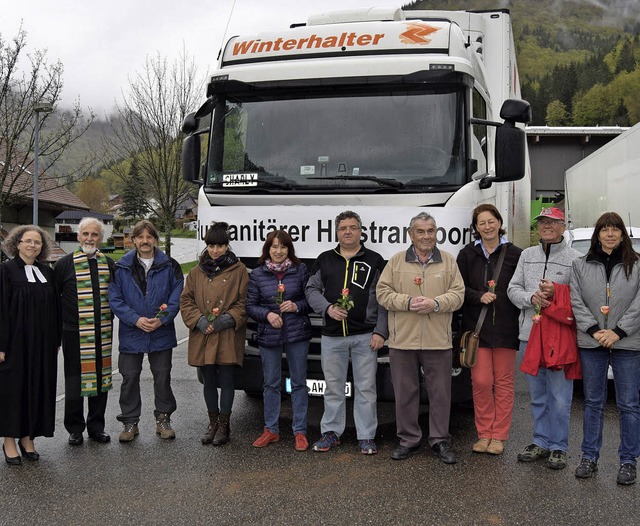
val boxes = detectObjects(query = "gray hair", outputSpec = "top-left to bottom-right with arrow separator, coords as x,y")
409,212 -> 436,230
78,217 -> 106,238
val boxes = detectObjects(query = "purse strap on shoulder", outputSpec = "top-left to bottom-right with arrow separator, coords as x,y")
473,244 -> 508,333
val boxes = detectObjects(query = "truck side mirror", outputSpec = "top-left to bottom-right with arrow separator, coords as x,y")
494,122 -> 526,182
182,134 -> 203,185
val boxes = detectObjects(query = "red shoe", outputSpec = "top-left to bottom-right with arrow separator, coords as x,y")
295,433 -> 309,451
252,428 -> 280,448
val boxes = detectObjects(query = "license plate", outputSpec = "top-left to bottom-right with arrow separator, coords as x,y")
286,378 -> 352,397
222,173 -> 258,187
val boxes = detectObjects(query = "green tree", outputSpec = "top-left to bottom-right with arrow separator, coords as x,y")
545,100 -> 569,126
120,158 -> 150,221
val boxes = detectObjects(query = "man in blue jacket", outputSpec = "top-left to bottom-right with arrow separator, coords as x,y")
306,210 -> 388,455
109,220 -> 184,442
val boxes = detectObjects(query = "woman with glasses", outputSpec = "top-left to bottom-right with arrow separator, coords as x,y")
0,225 -> 60,466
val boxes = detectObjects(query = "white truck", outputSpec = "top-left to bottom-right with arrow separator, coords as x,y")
565,121 -> 640,231
181,7 -> 531,403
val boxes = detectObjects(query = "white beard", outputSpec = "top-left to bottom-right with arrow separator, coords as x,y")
81,245 -> 97,256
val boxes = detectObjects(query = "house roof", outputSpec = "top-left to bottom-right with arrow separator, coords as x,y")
56,210 -> 114,221
1,161 -> 89,211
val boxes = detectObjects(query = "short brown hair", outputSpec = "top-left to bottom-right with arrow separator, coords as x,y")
471,204 -> 506,240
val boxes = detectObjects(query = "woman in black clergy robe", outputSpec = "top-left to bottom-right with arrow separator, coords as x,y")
0,225 -> 60,466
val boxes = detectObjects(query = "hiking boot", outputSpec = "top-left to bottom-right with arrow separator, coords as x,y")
253,428 -> 280,448
312,431 -> 340,452
359,439 -> 378,455
201,411 -> 219,445
472,438 -> 491,453
294,433 -> 309,452
212,414 -> 230,446
617,463 -> 637,485
547,450 -> 567,470
156,414 -> 176,440
517,443 -> 550,462
575,458 -> 598,479
486,439 -> 505,456
119,423 -> 139,443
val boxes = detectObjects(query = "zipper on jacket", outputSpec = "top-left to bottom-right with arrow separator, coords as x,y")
341,259 -> 350,337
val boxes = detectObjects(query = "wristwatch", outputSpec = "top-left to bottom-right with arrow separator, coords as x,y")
433,299 -> 440,313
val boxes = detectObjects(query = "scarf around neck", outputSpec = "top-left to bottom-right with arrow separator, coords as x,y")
73,249 -> 113,397
265,258 -> 292,274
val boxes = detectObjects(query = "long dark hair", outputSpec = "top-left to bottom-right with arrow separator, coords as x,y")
589,212 -> 639,278
257,230 -> 300,266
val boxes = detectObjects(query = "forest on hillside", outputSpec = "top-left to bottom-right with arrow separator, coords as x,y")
407,0 -> 640,125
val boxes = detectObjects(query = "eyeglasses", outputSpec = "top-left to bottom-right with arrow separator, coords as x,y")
20,239 -> 42,246
337,226 -> 361,233
537,219 -> 564,226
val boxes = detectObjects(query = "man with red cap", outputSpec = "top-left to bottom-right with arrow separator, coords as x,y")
507,207 -> 582,470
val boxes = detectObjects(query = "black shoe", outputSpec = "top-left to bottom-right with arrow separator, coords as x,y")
88,431 -> 111,444
18,440 -> 40,461
3,444 -> 22,466
391,444 -> 421,460
575,458 -> 598,479
431,441 -> 457,464
68,433 -> 84,446
617,463 -> 637,485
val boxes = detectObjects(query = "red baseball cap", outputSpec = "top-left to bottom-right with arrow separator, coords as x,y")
534,207 -> 565,222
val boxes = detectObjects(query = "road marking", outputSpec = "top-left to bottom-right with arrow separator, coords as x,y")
55,336 -> 191,402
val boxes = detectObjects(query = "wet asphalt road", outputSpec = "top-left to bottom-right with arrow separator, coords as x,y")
2,314 -> 637,526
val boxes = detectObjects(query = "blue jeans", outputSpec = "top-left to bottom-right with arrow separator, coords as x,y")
261,340 -> 309,434
320,333 -> 378,440
579,347 -> 640,465
520,341 -> 573,452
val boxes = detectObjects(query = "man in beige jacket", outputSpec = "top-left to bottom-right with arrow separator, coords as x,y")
376,212 -> 464,463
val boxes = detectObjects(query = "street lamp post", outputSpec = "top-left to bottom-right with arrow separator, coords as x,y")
33,101 -> 54,226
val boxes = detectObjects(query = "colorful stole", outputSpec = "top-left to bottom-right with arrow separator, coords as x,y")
73,249 -> 113,397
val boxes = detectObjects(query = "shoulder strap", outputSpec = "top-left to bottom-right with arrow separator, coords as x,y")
474,245 -> 508,333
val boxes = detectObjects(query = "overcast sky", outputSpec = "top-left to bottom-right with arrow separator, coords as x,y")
1,0 -> 404,117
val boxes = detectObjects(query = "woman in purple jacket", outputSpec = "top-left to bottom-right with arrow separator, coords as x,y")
246,230 -> 312,451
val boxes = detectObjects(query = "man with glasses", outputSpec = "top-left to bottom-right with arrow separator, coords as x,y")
306,210 -> 388,455
508,207 -> 582,470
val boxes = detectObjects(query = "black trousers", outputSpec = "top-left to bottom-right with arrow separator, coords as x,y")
62,330 -> 109,435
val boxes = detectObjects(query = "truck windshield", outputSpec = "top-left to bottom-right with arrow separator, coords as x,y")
207,87 -> 466,192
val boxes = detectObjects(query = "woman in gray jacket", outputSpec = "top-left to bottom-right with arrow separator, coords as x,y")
570,212 -> 640,486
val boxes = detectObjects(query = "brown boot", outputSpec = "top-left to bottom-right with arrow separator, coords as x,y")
212,413 -> 230,446
201,411 -> 219,445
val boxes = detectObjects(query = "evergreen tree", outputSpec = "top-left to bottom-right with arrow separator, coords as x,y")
120,159 -> 150,221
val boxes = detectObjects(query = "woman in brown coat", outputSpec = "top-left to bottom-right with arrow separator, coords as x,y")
180,222 -> 248,446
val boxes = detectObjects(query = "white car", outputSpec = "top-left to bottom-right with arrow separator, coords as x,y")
564,226 -> 640,381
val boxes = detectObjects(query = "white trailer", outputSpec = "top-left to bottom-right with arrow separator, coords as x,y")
565,121 -> 640,229
182,7 -> 531,402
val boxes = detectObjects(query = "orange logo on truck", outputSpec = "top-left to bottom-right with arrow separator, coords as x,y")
399,23 -> 441,45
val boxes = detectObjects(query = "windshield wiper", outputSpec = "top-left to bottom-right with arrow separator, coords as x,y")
307,175 -> 404,189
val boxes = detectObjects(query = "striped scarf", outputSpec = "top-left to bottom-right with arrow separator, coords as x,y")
73,249 -> 113,397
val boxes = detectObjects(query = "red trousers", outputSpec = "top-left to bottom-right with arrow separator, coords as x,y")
471,347 -> 516,441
